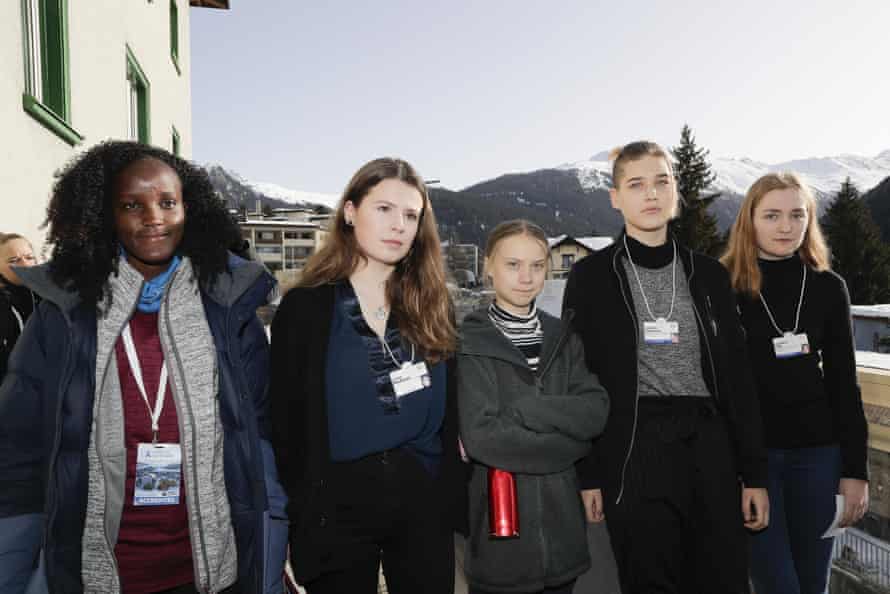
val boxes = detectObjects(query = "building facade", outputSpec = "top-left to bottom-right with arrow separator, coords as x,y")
546,235 -> 613,279
0,0 -> 227,252
238,208 -> 331,288
852,305 -> 890,353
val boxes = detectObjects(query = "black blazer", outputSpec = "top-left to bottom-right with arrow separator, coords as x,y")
562,236 -> 768,503
269,283 -> 467,583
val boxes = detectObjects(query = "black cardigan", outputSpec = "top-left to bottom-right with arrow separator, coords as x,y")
563,236 -> 768,503
269,284 -> 467,583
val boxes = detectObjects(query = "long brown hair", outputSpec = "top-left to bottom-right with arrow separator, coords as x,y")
299,157 -> 456,361
721,172 -> 830,297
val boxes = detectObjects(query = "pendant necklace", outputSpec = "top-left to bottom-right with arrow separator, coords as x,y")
374,305 -> 388,321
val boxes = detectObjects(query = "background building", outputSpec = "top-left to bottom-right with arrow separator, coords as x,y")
852,305 -> 890,353
238,205 -> 331,288
0,0 -> 228,253
546,234 -> 613,279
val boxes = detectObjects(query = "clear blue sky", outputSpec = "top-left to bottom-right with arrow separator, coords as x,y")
191,0 -> 890,194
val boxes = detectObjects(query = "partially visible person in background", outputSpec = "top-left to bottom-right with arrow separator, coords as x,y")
0,233 -> 38,380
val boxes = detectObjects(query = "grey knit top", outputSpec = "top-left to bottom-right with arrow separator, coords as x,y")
621,237 -> 710,398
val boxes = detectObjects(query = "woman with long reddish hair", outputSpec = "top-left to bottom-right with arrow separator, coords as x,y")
722,172 -> 868,594
269,157 -> 464,594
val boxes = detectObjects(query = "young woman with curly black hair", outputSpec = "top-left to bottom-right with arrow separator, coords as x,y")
0,141 -> 289,594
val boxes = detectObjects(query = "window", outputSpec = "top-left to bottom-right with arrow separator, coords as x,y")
171,126 -> 180,156
21,0 -> 82,145
284,231 -> 299,240
169,0 -> 180,74
126,45 -> 150,143
561,254 -> 575,269
284,246 -> 314,269
255,246 -> 282,255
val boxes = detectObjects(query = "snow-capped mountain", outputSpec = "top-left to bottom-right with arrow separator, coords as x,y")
203,164 -> 339,212
559,150 -> 890,198
247,180 -> 340,210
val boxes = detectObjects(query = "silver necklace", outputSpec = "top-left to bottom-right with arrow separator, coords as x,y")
623,235 -> 677,322
373,305 -> 388,321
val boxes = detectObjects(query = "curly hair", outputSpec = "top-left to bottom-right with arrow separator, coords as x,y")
44,140 -> 241,307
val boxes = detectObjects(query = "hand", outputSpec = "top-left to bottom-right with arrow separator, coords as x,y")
839,478 -> 869,527
742,487 -> 769,531
581,489 -> 604,523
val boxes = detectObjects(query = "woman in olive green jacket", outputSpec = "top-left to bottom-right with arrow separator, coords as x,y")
458,220 -> 609,594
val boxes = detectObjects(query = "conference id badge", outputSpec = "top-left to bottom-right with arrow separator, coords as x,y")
773,332 -> 810,358
134,443 -> 182,506
643,318 -> 679,345
390,361 -> 431,398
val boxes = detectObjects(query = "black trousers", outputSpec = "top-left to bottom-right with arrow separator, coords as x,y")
305,448 -> 454,594
469,578 -> 576,594
604,397 -> 750,594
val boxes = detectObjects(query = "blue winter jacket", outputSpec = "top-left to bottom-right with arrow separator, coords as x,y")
0,255 -> 288,593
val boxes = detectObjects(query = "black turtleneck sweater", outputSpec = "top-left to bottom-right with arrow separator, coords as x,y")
736,254 -> 868,480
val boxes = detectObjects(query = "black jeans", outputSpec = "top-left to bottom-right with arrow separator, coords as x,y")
604,397 -> 750,594
305,448 -> 454,594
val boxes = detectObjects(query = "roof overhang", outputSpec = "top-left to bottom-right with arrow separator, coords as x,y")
189,0 -> 230,9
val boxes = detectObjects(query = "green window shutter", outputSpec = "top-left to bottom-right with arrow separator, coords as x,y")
38,0 -> 68,118
126,45 -> 151,144
20,0 -> 82,145
170,0 -> 180,74
172,126 -> 181,156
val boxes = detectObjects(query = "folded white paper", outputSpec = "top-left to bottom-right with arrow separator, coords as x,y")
822,494 -> 847,539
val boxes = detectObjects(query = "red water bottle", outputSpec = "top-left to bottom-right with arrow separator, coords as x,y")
488,468 -> 519,538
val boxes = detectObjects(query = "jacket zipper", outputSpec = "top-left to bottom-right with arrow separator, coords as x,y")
94,300 -> 141,590
534,311 -> 575,386
43,313 -> 73,589
686,255 -> 722,406
612,248 -> 640,505
163,299 -> 213,593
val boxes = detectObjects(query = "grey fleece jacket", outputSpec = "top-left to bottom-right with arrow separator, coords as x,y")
458,308 -> 610,593
81,257 -> 237,593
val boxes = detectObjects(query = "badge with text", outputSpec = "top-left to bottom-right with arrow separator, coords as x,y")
643,318 -> 680,345
772,332 -> 810,359
134,443 -> 182,506
390,361 -> 431,398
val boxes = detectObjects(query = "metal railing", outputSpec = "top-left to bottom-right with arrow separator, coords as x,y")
833,527 -> 890,589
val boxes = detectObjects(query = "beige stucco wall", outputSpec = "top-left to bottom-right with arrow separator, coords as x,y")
0,0 -> 193,256
548,243 -> 592,279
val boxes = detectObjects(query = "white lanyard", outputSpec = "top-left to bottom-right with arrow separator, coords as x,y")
759,264 -> 807,337
10,305 -> 24,333
624,235 -> 678,322
380,336 -> 415,368
122,323 -> 168,443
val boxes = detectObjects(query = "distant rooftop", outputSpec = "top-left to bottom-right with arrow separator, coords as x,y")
241,219 -> 319,228
189,0 -> 229,8
548,234 -> 613,252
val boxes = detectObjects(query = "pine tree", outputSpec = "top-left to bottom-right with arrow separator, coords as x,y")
670,124 -> 723,256
820,178 -> 890,304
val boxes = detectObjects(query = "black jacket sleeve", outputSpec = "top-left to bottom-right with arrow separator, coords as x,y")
713,265 -> 768,488
562,264 -> 604,490
823,277 -> 869,481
